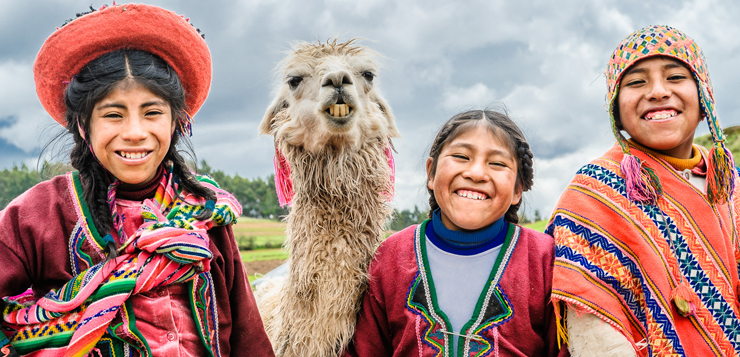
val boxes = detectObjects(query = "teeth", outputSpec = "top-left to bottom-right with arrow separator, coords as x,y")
645,110 -> 677,120
457,189 -> 487,200
328,104 -> 351,118
120,151 -> 147,159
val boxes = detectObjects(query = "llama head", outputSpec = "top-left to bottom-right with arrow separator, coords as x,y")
260,39 -> 399,152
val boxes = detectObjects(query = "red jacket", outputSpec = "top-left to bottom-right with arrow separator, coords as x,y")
345,222 -> 568,357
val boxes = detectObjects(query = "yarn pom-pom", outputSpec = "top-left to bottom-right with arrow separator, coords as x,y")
621,154 -> 661,205
706,143 -> 736,205
274,148 -> 294,207
671,280 -> 698,317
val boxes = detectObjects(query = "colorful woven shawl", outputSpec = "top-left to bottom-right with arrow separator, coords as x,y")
2,167 -> 240,357
549,144 -> 740,356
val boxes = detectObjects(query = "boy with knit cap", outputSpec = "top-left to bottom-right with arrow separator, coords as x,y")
548,25 -> 740,356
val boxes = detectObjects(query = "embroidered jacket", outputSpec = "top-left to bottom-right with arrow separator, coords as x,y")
345,220 -> 565,357
549,144 -> 740,356
0,172 -> 274,356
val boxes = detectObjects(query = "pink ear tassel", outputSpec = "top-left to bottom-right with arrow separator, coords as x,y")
274,148 -> 294,207
384,144 -> 396,201
621,154 -> 660,205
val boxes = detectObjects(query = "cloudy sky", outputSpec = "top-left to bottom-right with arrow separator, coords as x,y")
2,0 -> 739,217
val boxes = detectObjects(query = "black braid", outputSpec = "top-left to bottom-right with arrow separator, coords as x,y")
68,114 -> 118,259
167,134 -> 217,220
505,139 -> 534,223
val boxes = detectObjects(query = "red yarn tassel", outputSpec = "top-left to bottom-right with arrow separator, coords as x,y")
671,280 -> 698,317
274,148 -> 294,207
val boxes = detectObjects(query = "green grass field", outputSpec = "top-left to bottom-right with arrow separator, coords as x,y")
241,248 -> 289,262
523,220 -> 548,232
233,217 -> 287,250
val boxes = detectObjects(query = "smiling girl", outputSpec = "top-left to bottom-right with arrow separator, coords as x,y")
345,110 -> 566,356
0,4 -> 273,357
549,25 -> 740,356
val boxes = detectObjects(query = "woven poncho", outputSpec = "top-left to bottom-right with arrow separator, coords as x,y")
550,25 -> 740,357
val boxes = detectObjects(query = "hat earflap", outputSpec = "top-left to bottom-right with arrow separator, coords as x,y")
700,83 -> 736,204
609,95 -> 662,205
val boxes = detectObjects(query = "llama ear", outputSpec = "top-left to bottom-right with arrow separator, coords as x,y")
373,95 -> 400,138
259,97 -> 289,136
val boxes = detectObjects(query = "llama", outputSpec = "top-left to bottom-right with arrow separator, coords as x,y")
255,39 -> 399,357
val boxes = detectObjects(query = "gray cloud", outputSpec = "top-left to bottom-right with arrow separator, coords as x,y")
2,0 -> 739,218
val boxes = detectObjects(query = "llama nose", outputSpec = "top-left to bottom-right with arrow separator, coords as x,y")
322,70 -> 353,88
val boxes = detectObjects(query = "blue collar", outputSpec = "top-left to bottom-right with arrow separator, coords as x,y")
426,209 -> 508,255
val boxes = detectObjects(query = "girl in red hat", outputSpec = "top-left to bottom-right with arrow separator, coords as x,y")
0,4 -> 273,357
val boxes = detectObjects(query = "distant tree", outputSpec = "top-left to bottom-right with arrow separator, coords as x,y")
0,164 -> 42,209
197,160 -> 288,220
388,205 -> 428,231
534,209 -> 542,222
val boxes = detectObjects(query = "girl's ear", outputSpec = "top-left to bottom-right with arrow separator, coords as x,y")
426,157 -> 435,190
511,185 -> 523,206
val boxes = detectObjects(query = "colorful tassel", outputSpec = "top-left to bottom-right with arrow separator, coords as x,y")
706,142 -> 736,205
553,301 -> 569,348
620,154 -> 662,205
383,144 -> 396,201
274,147 -> 294,207
671,280 -> 698,317
492,326 -> 500,357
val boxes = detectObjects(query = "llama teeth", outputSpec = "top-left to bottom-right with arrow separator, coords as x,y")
328,104 -> 352,118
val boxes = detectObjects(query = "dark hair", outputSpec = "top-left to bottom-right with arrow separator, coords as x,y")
426,109 -> 534,224
65,49 -> 215,259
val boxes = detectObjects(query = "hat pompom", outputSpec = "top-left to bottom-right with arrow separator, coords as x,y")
621,154 -> 662,205
707,142 -> 736,204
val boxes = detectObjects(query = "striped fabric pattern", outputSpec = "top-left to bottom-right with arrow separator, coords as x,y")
2,170 -> 241,357
549,144 -> 740,357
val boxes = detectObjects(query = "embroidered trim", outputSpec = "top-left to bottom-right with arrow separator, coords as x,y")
405,220 -> 519,357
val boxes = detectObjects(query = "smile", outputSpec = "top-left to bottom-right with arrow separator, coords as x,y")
116,151 -> 152,160
643,109 -> 678,120
456,189 -> 489,200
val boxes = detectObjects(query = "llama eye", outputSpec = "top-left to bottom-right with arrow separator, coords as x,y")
362,72 -> 375,82
288,76 -> 303,89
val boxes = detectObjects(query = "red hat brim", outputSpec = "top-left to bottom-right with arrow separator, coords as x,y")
34,4 -> 212,126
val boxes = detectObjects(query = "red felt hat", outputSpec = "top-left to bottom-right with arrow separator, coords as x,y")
34,3 -> 212,126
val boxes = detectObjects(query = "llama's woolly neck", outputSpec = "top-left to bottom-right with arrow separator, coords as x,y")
273,137 -> 393,356
285,138 -> 392,215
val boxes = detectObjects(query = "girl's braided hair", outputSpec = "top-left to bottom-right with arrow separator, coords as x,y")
426,109 -> 534,224
65,49 -> 216,259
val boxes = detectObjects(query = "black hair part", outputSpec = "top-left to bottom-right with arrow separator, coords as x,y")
65,49 -> 216,260
426,109 -> 534,224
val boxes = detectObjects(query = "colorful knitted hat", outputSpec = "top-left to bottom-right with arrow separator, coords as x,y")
34,3 -> 211,135
606,25 -> 735,205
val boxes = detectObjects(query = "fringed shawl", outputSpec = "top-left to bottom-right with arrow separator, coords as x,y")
1,171 -> 241,357
549,144 -> 740,356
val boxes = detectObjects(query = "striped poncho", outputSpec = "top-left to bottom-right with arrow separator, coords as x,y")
548,144 -> 740,356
